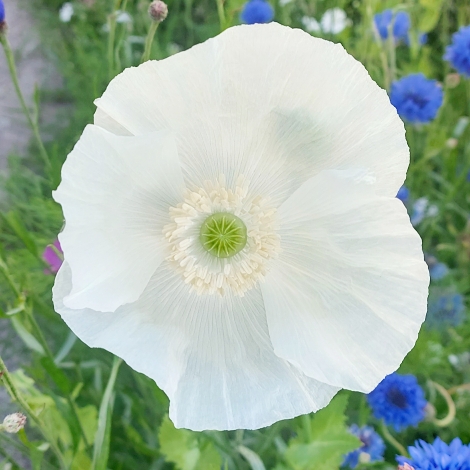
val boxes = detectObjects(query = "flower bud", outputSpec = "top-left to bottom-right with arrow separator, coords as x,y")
0,0 -> 6,36
148,0 -> 168,22
398,464 -> 415,470
2,413 -> 27,433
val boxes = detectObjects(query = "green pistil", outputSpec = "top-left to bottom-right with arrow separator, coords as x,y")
200,212 -> 247,258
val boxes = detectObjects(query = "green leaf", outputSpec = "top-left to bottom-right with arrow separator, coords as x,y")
237,445 -> 266,470
284,395 -> 361,470
1,211 -> 38,257
158,416 -> 221,470
11,315 -> 45,355
92,357 -> 122,470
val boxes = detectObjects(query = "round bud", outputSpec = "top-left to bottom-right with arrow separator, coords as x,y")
148,1 -> 168,23
2,413 -> 27,433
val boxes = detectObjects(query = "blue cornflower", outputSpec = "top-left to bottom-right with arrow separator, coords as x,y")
240,0 -> 274,24
374,9 -> 410,43
396,186 -> 410,203
0,0 -> 5,23
444,25 -> 470,77
367,373 -> 427,431
390,74 -> 443,123
410,197 -> 438,226
397,437 -> 470,470
427,292 -> 465,328
342,425 -> 385,468
425,255 -> 449,281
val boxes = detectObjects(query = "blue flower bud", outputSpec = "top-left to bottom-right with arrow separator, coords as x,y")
0,0 -> 5,24
445,25 -> 470,77
374,9 -> 410,44
240,0 -> 274,24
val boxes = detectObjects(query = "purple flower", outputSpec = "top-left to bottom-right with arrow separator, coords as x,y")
43,240 -> 63,274
0,0 -> 5,23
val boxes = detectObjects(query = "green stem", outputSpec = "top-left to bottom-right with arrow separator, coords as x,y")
372,27 -> 390,90
387,33 -> 397,84
380,421 -> 408,457
215,0 -> 226,31
0,355 -> 67,469
429,381 -> 456,427
26,307 -> 91,449
301,413 -> 312,442
142,22 -> 159,63
107,13 -> 117,79
0,35 -> 51,172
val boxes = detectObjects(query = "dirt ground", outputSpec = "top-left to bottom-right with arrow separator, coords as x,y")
0,0 -> 63,169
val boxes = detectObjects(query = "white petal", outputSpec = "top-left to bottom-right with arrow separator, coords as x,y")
94,23 -> 408,205
261,170 -> 429,392
54,262 -> 339,431
53,125 -> 185,312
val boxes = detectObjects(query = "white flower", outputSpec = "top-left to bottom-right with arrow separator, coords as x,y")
2,413 -> 26,433
302,9 -> 351,35
320,8 -> 351,34
59,2 -> 74,23
115,10 -> 132,24
301,16 -> 321,33
53,23 -> 429,431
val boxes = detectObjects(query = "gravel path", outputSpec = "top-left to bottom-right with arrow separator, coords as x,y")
0,0 -> 63,169
1,2 -> 63,466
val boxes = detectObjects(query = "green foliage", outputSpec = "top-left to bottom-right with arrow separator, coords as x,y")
284,395 -> 361,470
159,416 -> 222,470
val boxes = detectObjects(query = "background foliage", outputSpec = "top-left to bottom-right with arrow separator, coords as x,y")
0,0 -> 469,468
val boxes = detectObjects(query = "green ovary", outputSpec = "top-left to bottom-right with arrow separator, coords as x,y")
200,212 -> 248,258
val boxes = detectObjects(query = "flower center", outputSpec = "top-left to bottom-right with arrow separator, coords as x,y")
387,387 -> 408,409
163,175 -> 281,296
200,212 -> 247,258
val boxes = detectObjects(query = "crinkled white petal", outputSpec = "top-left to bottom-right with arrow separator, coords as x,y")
94,23 -> 408,205
53,262 -> 339,431
53,126 -> 185,312
260,170 -> 429,393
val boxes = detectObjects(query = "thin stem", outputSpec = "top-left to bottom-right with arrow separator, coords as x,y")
215,0 -> 226,31
380,421 -> 408,457
0,35 -> 51,172
107,13 -> 118,79
142,22 -> 159,63
372,27 -> 390,90
387,33 -> 397,84
301,413 -> 312,442
0,355 -> 67,469
429,381 -> 456,427
448,383 -> 470,394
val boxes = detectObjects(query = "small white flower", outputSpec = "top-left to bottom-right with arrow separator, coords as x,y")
301,16 -> 321,33
2,413 -> 26,433
279,0 -> 293,6
302,9 -> 350,35
53,23 -> 428,431
59,2 -> 74,23
115,10 -> 132,24
320,8 -> 351,34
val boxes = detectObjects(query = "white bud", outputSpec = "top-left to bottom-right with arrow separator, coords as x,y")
2,413 -> 27,433
148,1 -> 168,23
